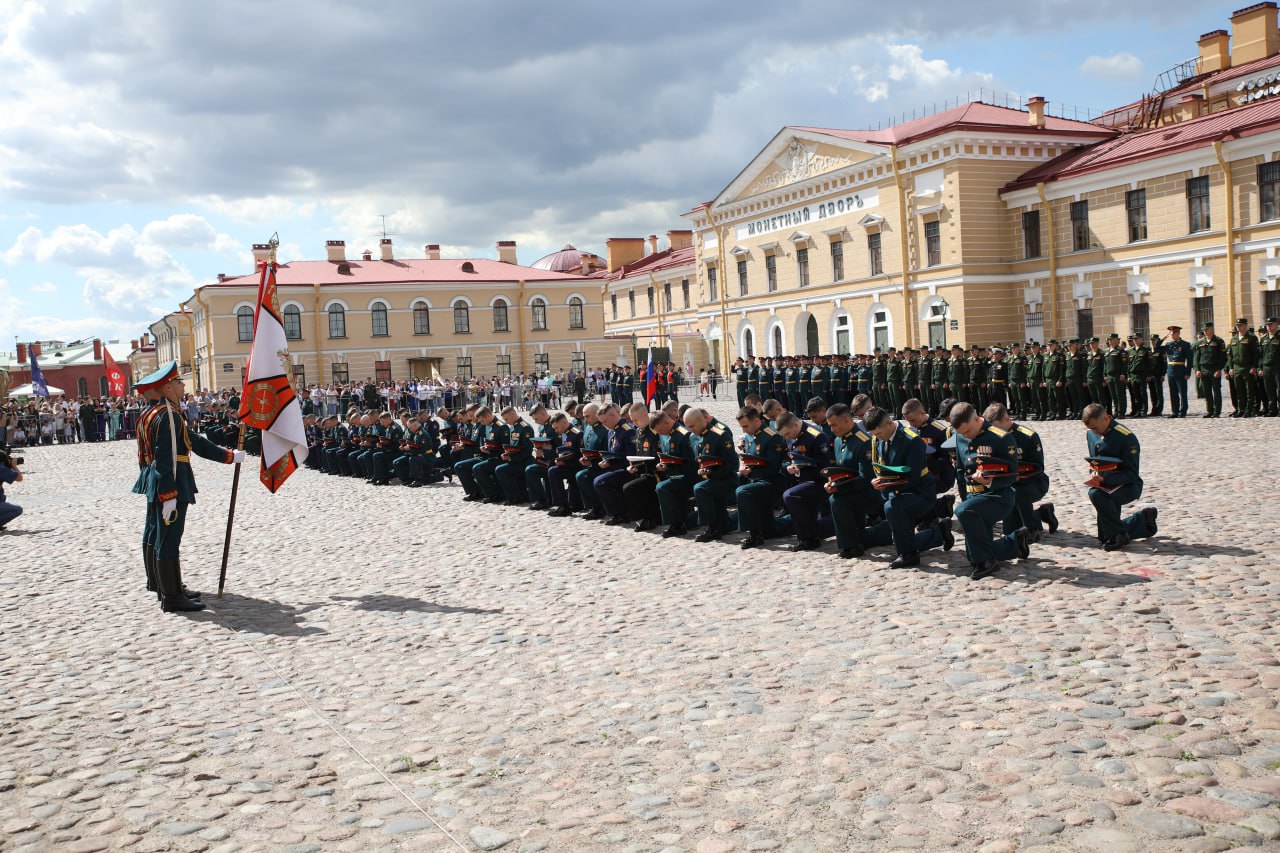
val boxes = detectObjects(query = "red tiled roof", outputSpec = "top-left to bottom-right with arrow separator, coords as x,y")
1093,53 -> 1280,128
602,245 -> 697,282
206,257 -> 583,288
795,102 -> 1115,148
1003,97 -> 1280,193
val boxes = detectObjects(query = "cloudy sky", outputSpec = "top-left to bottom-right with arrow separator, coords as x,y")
0,0 -> 1228,356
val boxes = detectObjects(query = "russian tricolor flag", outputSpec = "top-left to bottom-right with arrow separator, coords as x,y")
644,350 -> 657,405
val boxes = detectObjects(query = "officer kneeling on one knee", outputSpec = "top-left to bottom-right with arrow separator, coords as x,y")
1082,402 -> 1157,552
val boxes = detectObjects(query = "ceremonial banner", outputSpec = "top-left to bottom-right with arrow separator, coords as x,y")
29,351 -> 49,397
103,347 -> 127,397
237,261 -> 308,491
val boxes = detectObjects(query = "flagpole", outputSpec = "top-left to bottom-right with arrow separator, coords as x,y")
217,422 -> 246,598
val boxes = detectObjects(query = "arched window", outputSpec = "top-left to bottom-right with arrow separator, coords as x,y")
772,325 -> 783,357
328,304 -> 346,338
743,328 -> 755,358
568,296 -> 584,330
413,302 -> 431,335
493,299 -> 509,332
806,315 -> 819,356
78,377 -> 89,397
283,304 -> 302,340
453,302 -> 470,333
833,312 -> 852,355
236,306 -> 254,341
531,298 -> 547,330
99,376 -> 109,397
371,301 -> 389,336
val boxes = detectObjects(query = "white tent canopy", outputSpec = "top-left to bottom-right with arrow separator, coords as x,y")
7,383 -> 66,397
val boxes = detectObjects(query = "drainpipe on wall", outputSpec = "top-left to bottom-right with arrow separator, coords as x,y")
312,282 -> 324,384
712,213 -> 731,369
889,145 -> 913,348
194,288 -> 214,390
1212,140 -> 1237,322
1036,182 -> 1059,342
650,271 -> 664,353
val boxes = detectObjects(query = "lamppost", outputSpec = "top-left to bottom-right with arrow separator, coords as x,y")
629,332 -> 637,369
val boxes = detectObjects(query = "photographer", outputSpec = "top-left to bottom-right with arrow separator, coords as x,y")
0,448 -> 23,531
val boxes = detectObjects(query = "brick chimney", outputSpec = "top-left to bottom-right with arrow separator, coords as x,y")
130,339 -> 139,351
1026,96 -> 1047,128
1231,2 -> 1280,66
252,243 -> 272,264
666,230 -> 693,250
326,240 -> 346,262
425,244 -> 441,261
1177,93 -> 1206,120
606,237 -> 646,272
496,240 -> 518,264
93,339 -> 102,361
361,249 -> 373,261
648,234 -> 660,255
380,238 -> 394,261
16,343 -> 26,364
1199,29 -> 1232,73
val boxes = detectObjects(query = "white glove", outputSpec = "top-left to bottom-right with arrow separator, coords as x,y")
162,498 -> 178,524
232,450 -> 246,464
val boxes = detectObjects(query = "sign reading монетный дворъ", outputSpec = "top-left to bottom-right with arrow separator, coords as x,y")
735,189 -> 880,241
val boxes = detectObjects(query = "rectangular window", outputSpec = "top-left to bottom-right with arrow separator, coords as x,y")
830,239 -> 844,281
797,247 -> 809,287
868,232 -> 883,276
456,357 -> 473,381
1261,162 -> 1280,222
1126,189 -> 1148,242
572,351 -> 587,374
707,266 -> 718,301
628,290 -> 636,317
1071,200 -> 1090,251
737,259 -> 748,296
371,305 -> 389,337
283,308 -> 302,340
292,363 -> 305,388
611,293 -> 618,319
453,305 -> 470,334
413,304 -> 431,335
1025,310 -> 1044,329
531,300 -> 547,330
1076,307 -> 1094,341
535,353 -> 550,373
237,310 -> 254,342
492,301 -> 509,332
1130,303 -> 1150,341
663,282 -> 672,312
681,278 -> 690,309
331,362 -> 349,384
924,221 -> 941,267
496,354 -> 511,377
1193,295 -> 1214,332
765,253 -> 778,292
1022,210 -> 1041,258
328,308 -> 346,338
647,286 -> 655,314
1187,176 -> 1210,233
1266,290 -> 1280,321
374,360 -> 391,383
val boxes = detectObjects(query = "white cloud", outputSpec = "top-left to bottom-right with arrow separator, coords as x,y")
1079,52 -> 1145,82
30,281 -> 55,293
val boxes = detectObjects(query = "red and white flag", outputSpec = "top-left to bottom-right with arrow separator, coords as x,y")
237,260 -> 308,492
103,347 -> 128,397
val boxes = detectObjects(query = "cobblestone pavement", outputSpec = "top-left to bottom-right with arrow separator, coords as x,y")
3,401 -> 1280,853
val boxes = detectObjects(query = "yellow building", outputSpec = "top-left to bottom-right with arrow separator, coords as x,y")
148,311 -> 194,383
183,239 -> 613,392
598,231 -> 704,367
126,334 -> 158,385
604,3 -> 1280,363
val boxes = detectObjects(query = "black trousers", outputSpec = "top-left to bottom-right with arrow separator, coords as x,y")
623,475 -> 660,524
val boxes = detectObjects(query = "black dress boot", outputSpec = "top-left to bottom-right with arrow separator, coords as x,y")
175,558 -> 201,600
157,556 -> 205,613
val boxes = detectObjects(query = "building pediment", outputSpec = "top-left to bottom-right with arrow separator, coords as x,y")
714,128 -> 886,208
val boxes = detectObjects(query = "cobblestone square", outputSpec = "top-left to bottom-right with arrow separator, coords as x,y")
3,401 -> 1280,852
